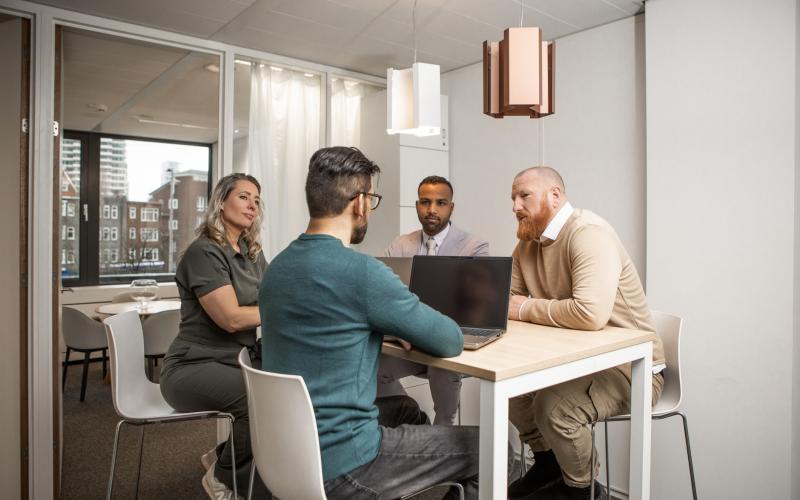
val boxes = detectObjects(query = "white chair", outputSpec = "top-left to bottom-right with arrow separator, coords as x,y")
141,309 -> 180,380
61,306 -> 108,402
103,311 -> 238,500
591,311 -> 697,500
237,349 -> 464,500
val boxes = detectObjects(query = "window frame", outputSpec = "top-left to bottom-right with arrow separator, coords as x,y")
61,130 -> 213,287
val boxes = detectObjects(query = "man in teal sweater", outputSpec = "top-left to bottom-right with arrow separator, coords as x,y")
260,146 -> 479,499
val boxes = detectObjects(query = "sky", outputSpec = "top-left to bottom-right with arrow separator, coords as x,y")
124,140 -> 210,201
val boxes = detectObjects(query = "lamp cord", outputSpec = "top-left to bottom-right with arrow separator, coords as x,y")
519,1 -> 524,27
413,0 -> 418,63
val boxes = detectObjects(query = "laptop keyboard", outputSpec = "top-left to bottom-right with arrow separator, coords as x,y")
461,327 -> 500,337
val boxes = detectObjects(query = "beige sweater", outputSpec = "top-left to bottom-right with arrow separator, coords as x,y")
513,208 -> 665,370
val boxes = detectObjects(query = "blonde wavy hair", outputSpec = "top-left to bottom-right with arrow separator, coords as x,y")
196,173 -> 264,261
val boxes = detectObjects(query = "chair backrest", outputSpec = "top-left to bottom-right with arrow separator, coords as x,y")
141,310 -> 180,357
61,306 -> 108,350
103,311 -> 156,419
651,310 -> 683,411
238,349 -> 327,500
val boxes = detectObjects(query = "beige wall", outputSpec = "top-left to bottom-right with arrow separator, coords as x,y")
0,16 -> 22,500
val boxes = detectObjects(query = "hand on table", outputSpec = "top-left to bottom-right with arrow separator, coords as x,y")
508,295 -> 530,321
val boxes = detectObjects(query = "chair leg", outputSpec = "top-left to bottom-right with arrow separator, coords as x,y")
679,412 -> 698,500
226,415 -> 238,500
62,347 -> 71,392
134,425 -> 146,499
604,421 -> 610,500
80,352 -> 90,402
102,349 -> 108,378
247,462 -> 255,500
106,420 -> 126,500
590,423 -> 596,500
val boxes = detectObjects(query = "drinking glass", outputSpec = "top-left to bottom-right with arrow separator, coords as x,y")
130,279 -> 159,312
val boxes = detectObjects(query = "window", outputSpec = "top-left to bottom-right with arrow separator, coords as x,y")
141,228 -> 159,242
61,131 -> 211,286
196,196 -> 206,212
142,248 -> 159,261
141,208 -> 159,222
196,216 -> 205,229
60,136 -> 82,280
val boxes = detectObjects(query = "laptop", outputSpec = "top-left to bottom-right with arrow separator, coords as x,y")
376,257 -> 413,286
409,256 -> 513,350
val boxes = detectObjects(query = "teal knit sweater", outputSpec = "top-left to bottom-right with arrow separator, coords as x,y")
260,233 -> 463,482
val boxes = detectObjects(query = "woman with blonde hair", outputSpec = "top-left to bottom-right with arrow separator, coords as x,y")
160,173 -> 269,500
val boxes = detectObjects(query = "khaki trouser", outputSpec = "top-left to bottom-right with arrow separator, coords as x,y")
509,367 -> 664,488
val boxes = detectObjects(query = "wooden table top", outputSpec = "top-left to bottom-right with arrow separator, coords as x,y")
381,320 -> 656,382
95,300 -> 181,317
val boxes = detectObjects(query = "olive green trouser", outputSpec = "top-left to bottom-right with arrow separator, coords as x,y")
509,367 -> 664,488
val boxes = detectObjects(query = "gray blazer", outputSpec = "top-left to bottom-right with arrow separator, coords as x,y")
384,223 -> 490,257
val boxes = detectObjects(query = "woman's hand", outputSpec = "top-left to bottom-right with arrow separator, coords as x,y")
198,285 -> 261,333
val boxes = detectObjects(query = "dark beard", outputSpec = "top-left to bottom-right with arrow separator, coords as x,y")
350,221 -> 368,244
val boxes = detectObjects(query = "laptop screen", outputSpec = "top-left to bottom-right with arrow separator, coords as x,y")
409,256 -> 513,330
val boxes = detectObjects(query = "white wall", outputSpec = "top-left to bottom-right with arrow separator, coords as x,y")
442,16 -> 647,279
0,16 -> 22,500
646,2 -> 797,500
793,1 -> 800,498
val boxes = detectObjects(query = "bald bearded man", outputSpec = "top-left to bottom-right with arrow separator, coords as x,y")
506,167 -> 666,500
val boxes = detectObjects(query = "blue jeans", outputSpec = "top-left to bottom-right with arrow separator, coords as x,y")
324,424 -> 480,499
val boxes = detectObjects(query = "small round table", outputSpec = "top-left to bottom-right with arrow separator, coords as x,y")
95,300 -> 181,319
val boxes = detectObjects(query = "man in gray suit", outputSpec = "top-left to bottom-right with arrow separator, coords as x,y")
380,176 -> 489,424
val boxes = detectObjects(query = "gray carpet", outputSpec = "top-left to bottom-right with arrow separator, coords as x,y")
62,360 -> 216,499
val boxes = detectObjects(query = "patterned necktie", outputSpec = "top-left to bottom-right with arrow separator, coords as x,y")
426,237 -> 438,256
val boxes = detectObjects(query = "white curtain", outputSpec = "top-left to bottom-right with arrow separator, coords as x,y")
247,65 -> 320,260
330,79 -> 375,148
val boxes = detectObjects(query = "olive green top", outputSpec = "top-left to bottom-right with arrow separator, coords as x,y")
163,234 -> 267,368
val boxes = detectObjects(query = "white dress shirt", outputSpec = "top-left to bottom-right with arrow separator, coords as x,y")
418,222 -> 451,256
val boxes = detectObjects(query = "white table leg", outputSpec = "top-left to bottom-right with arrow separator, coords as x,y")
479,379 -> 508,500
628,342 -> 653,500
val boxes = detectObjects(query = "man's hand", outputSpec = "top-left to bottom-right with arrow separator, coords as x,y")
508,295 -> 530,321
398,338 -> 412,351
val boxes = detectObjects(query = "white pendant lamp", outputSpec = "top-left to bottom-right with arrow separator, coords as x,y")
386,0 -> 441,137
386,62 -> 440,136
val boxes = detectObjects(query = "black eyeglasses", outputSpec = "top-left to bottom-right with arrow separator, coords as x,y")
351,191 -> 382,210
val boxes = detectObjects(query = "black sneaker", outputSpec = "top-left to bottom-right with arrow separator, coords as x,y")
508,450 -> 562,499
522,479 -> 607,500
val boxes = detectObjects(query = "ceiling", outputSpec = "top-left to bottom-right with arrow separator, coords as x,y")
49,0 -> 643,143
35,0 -> 643,76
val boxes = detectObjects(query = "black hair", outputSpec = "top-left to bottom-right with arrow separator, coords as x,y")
305,147 -> 381,218
417,175 -> 453,198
